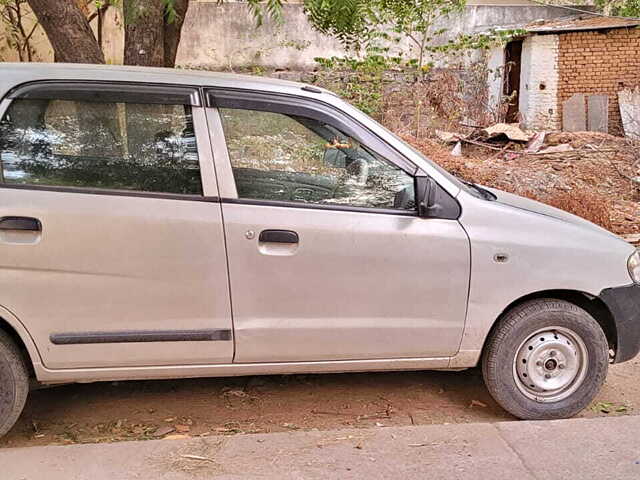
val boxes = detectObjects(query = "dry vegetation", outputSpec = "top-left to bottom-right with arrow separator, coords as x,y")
365,71 -> 639,237
399,132 -> 639,235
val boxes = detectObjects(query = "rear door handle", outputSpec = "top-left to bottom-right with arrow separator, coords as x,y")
259,229 -> 299,244
0,216 -> 42,232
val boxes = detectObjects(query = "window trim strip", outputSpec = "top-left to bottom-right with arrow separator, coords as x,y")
0,183 -> 219,202
221,197 -> 418,217
7,80 -> 202,106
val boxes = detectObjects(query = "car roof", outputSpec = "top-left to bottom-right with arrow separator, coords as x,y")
0,63 -> 334,100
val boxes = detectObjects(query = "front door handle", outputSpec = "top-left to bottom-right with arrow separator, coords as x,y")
259,229 -> 299,244
0,216 -> 42,232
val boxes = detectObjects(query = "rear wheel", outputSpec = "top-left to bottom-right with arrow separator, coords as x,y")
0,330 -> 29,437
482,299 -> 609,420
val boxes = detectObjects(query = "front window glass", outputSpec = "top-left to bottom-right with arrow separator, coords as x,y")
0,98 -> 202,195
219,108 -> 415,211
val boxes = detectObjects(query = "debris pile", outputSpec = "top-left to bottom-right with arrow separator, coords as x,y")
405,126 -> 640,241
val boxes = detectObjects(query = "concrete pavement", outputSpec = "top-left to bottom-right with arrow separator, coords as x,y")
2,415 -> 639,479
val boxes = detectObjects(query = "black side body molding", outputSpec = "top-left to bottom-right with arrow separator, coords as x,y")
599,284 -> 640,363
50,329 -> 232,345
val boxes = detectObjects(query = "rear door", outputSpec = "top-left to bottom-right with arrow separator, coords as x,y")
206,90 -> 470,363
0,82 -> 233,369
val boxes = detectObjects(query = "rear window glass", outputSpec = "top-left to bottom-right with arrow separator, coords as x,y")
0,98 -> 202,195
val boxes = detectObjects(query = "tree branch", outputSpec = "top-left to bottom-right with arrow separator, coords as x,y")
23,20 -> 39,43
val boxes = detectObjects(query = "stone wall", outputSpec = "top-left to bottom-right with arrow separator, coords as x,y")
557,28 -> 640,135
176,3 -> 578,70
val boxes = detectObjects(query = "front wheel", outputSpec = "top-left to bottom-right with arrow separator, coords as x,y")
482,299 -> 609,420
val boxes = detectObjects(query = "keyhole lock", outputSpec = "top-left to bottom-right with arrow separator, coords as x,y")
494,253 -> 509,263
245,230 -> 255,240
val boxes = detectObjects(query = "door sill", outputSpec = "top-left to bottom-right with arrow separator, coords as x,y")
35,356 -> 452,384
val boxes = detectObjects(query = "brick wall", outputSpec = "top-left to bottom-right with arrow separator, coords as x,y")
557,28 -> 640,135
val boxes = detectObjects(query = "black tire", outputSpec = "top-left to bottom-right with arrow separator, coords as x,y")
482,299 -> 609,420
0,330 -> 29,437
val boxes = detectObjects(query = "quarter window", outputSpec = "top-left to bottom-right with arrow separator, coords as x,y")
0,96 -> 202,195
219,108 -> 415,211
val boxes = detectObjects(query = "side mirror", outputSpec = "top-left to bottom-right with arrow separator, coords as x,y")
323,147 -> 348,168
416,175 -> 437,218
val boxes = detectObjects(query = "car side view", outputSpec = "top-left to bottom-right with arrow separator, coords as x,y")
0,63 -> 638,437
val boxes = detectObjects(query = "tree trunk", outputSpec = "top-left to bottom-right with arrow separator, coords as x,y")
74,0 -> 90,17
27,0 -> 104,63
123,0 -> 165,67
163,0 -> 190,68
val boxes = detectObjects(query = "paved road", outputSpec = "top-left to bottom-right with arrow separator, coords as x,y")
2,415 -> 639,479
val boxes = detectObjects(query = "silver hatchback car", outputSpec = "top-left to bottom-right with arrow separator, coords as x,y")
0,63 -> 638,436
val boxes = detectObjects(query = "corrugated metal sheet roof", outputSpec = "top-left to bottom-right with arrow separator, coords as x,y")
527,15 -> 640,33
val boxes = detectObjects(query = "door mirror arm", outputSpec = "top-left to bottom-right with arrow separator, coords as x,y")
416,175 -> 442,218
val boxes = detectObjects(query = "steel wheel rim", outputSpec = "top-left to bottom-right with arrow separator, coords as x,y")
513,326 -> 589,403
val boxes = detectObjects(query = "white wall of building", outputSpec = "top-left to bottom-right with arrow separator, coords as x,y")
518,34 -> 561,129
486,46 -> 506,117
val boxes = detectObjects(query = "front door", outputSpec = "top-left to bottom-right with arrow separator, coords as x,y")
207,92 -> 470,363
0,83 -> 233,369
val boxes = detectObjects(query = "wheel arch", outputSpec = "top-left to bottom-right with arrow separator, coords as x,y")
481,289 -> 617,362
0,307 -> 42,375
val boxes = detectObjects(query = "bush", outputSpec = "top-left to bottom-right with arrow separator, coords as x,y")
541,190 -> 613,231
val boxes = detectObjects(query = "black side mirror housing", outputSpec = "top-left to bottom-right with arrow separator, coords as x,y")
416,175 -> 436,218
415,175 -> 461,220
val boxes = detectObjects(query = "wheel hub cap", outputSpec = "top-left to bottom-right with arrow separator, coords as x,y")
513,327 -> 588,403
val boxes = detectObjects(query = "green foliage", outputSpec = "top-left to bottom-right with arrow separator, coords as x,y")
429,28 -> 527,53
305,0 -> 521,72
163,0 -> 177,24
304,0 -> 370,47
304,0 -> 465,53
595,0 -> 640,17
218,0 -> 285,27
620,0 -> 640,16
309,3 -> 525,122
313,54 -> 390,115
92,0 -> 111,9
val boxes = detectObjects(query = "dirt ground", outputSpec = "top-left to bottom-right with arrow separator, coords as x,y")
1,357 -> 637,449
